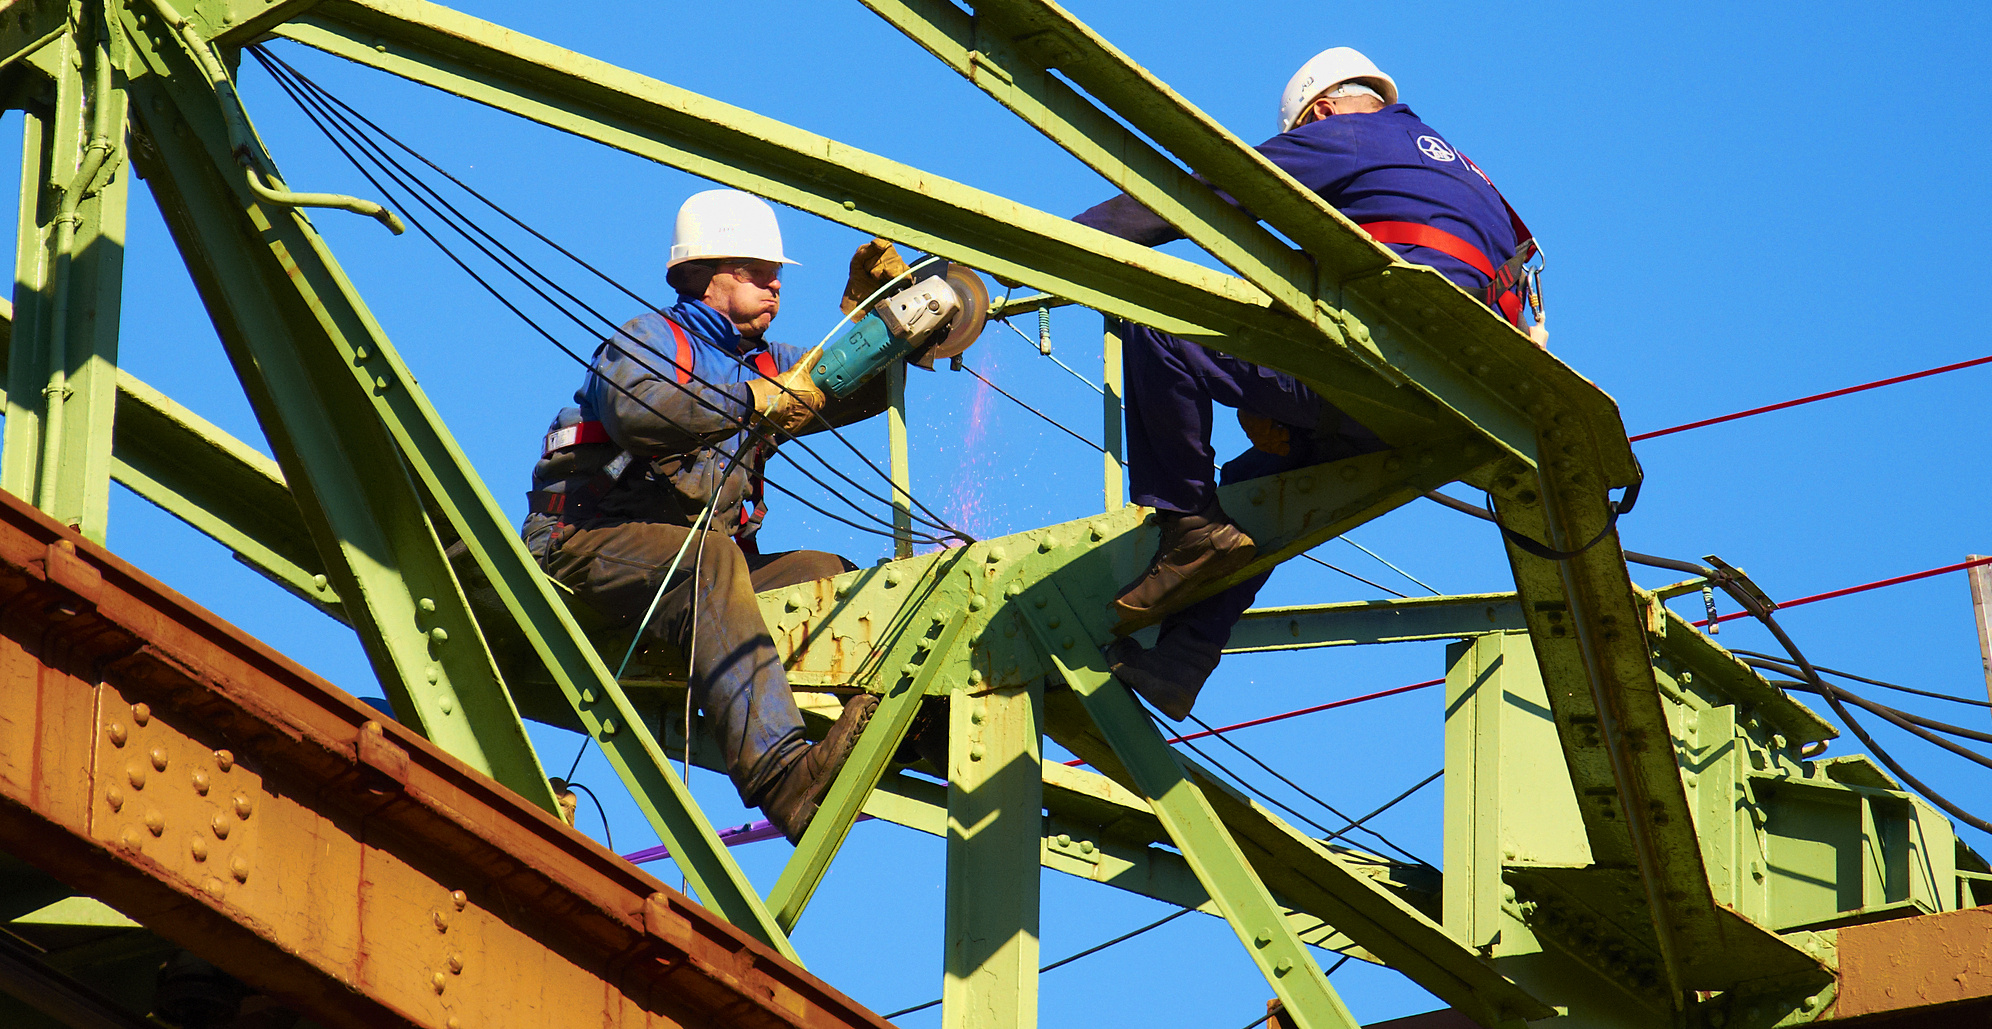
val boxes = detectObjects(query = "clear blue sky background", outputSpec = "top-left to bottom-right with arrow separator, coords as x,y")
44,1 -> 1992,1024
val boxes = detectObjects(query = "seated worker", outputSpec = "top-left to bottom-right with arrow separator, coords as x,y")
1079,47 -> 1528,719
522,189 -> 891,842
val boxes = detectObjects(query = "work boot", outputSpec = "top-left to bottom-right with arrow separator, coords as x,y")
1106,632 -> 1222,721
1110,501 -> 1256,634
760,693 -> 879,843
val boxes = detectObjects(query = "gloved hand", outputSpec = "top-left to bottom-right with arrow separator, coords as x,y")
841,238 -> 911,315
746,345 -> 827,434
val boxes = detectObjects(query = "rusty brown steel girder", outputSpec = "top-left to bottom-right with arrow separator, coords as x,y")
1819,905 -> 1992,1025
0,489 -> 889,1029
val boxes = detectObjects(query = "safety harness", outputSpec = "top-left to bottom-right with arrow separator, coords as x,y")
528,317 -> 780,533
1358,161 -> 1540,329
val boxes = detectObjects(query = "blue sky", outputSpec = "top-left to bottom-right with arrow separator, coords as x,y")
55,1 -> 1992,1024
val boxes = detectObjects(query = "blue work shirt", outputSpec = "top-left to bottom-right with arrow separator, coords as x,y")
1074,104 -> 1516,294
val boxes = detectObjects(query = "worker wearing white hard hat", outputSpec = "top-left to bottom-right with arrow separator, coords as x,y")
521,188 -> 892,843
1074,47 -> 1538,722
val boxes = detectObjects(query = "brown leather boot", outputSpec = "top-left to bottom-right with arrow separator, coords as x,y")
760,693 -> 879,843
1110,501 -> 1256,634
1107,634 -> 1221,721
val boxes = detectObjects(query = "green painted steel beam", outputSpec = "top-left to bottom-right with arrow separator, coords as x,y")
0,299 -> 339,617
768,565 -> 971,931
256,0 -> 1492,454
942,680 -> 1043,1029
1226,592 -> 1525,654
1018,590 -> 1362,1029
119,8 -> 800,956
1644,592 -> 1836,744
2,14 -> 128,544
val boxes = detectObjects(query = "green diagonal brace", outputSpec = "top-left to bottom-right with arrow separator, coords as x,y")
120,11 -> 795,958
769,564 -> 970,932
1018,585 -> 1359,1029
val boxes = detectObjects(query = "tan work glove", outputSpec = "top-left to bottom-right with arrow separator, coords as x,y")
841,238 -> 910,315
746,345 -> 827,435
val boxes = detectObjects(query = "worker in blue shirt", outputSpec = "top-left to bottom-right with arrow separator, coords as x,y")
1081,47 -> 1527,720
523,190 -> 895,842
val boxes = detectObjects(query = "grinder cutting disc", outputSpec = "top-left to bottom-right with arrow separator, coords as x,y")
912,264 -> 990,368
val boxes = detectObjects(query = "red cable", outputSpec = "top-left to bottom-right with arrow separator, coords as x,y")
1060,677 -> 1444,767
1696,556 -> 1992,627
1630,353 -> 1992,443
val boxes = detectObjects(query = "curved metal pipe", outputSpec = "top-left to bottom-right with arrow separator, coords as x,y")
241,161 -> 405,234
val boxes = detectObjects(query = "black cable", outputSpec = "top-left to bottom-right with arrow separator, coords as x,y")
253,46 -> 973,546
1425,491 -> 1684,573
1180,712 -> 1433,866
560,780 -> 613,850
253,53 -> 960,547
881,907 -> 1193,1019
1300,552 -> 1408,598
1233,957 -> 1354,1029
1172,729 -> 1431,868
1319,768 -> 1443,846
1754,675 -> 1992,769
564,737 -> 588,782
1740,658 -> 1992,745
960,363 -> 1122,462
1730,650 -> 1991,710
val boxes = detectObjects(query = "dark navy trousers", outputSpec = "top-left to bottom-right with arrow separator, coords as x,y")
1121,323 -> 1383,654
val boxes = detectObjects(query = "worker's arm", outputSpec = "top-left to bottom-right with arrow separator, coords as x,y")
1071,120 -> 1358,244
759,338 -> 890,436
588,338 -> 754,454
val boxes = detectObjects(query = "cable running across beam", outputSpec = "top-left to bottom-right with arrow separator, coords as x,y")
1697,556 -> 1992,626
880,907 -> 1195,1019
250,46 -> 973,547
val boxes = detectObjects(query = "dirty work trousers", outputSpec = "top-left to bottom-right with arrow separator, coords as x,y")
545,521 -> 849,804
1120,323 -> 1384,658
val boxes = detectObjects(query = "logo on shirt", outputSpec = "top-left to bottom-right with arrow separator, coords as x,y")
1416,135 -> 1458,163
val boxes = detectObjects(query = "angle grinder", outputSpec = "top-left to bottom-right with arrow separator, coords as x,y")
809,262 -> 990,398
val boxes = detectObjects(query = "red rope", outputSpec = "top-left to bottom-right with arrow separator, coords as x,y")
1696,556 -> 1992,627
1061,677 -> 1444,767
1630,353 -> 1992,443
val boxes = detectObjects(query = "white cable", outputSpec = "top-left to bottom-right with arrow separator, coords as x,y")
809,255 -> 944,352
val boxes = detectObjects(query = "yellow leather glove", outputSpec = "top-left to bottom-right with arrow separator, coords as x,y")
841,238 -> 911,315
746,345 -> 827,435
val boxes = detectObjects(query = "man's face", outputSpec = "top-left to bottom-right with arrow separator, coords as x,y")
702,258 -> 783,337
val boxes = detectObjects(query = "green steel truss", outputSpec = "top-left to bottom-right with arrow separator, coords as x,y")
0,1 -> 1981,1027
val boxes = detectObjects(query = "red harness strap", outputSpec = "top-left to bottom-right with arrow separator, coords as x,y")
1359,221 -> 1524,326
739,349 -> 781,532
665,316 -> 694,384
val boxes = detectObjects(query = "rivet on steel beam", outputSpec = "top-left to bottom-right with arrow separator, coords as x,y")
211,814 -> 230,839
132,703 -> 151,727
127,763 -> 146,790
1056,834 -> 1071,846
230,856 -> 250,883
190,837 -> 207,862
430,627 -> 449,643
1038,538 -> 1054,553
1047,616 -> 1061,629
448,952 -> 464,974
581,689 -> 596,704
841,199 -> 856,210
1254,930 -> 1272,948
969,745 -> 985,762
901,663 -> 918,678
968,594 -> 986,611
447,1019 -> 461,1029
1004,583 -> 1023,598
145,810 -> 164,837
1033,597 -> 1047,609
120,827 -> 142,850
600,719 -> 618,737
312,574 -> 328,592
1062,637 -> 1075,650
355,346 -> 369,361
1248,488 -> 1265,506
967,669 -> 984,685
419,597 -> 436,613
1090,522 -> 1106,541
439,694 -> 454,715
970,708 -> 985,725
375,376 -> 390,391
1274,959 -> 1293,976
885,569 -> 902,586
234,795 -> 254,820
452,890 -> 468,910
432,972 -> 447,994
988,546 -> 1007,562
191,770 -> 209,795
433,908 -> 451,932
1079,840 -> 1094,854
105,787 -> 123,812
931,611 -> 947,626
108,722 -> 127,747
152,747 -> 169,772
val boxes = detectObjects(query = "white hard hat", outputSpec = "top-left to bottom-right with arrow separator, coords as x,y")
1278,47 -> 1398,133
668,189 -> 798,268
